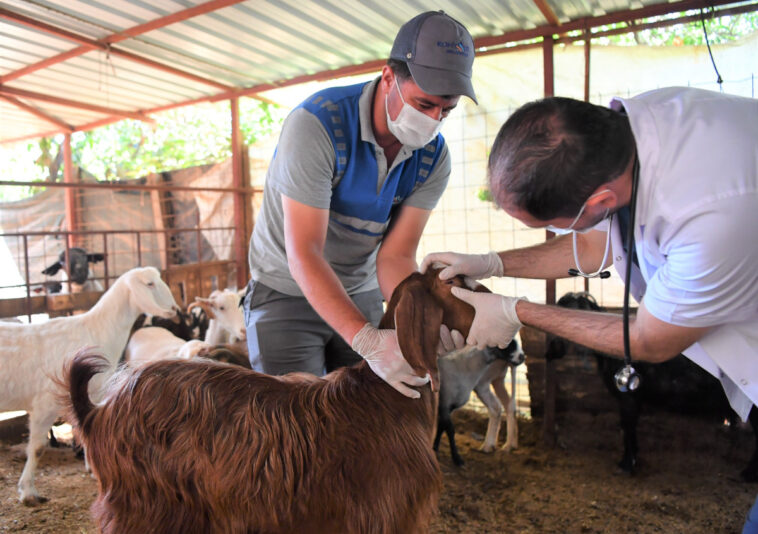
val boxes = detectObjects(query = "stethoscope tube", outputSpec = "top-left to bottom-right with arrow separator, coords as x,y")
615,156 -> 641,393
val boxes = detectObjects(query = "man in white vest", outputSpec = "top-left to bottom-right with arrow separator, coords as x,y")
421,88 -> 758,530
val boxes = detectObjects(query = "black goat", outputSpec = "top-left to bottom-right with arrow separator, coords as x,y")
546,291 -> 758,480
130,306 -> 210,343
41,247 -> 104,290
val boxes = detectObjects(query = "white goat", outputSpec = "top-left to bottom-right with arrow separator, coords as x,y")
124,326 -> 213,364
125,288 -> 245,367
191,289 -> 246,345
0,266 -> 178,505
434,340 -> 525,466
124,327 -> 211,365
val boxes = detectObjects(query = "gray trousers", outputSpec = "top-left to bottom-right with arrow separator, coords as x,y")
243,280 -> 384,376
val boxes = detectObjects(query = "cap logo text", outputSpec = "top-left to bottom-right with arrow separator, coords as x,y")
436,40 -> 470,56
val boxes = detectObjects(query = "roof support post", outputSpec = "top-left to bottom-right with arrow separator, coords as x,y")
542,34 -> 556,306
230,97 -> 248,289
541,34 -> 558,449
63,133 -> 77,248
583,29 -> 592,293
583,28 -> 592,103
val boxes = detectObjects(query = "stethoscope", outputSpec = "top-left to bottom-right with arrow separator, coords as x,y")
567,156 -> 641,393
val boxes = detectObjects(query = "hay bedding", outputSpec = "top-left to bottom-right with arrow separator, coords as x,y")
1,407 -> 755,534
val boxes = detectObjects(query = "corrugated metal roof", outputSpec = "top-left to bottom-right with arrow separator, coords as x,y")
0,0 -> 755,144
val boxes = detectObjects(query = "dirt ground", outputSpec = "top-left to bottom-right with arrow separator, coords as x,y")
1,400 -> 756,534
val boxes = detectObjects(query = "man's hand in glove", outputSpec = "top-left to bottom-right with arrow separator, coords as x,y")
420,251 -> 504,281
450,288 -> 525,350
351,323 -> 429,398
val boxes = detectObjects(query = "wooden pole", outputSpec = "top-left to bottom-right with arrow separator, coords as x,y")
542,35 -> 558,449
584,29 -> 591,294
63,133 -> 77,248
230,97 -> 248,289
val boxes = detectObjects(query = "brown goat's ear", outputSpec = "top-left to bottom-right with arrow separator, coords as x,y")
393,282 -> 443,392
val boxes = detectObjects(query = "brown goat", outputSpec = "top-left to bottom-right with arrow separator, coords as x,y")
196,341 -> 252,369
62,268 -> 482,534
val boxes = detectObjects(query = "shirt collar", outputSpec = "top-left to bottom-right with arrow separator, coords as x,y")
358,77 -> 380,145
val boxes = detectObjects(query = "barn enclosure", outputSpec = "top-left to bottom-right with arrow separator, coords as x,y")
0,158 -> 253,319
2,0 -> 758,532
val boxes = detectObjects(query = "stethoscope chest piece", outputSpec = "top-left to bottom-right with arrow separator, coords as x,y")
614,364 -> 641,392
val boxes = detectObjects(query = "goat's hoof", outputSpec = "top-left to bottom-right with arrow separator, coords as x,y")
501,443 -> 517,452
617,458 -> 637,475
479,444 -> 495,454
21,494 -> 48,507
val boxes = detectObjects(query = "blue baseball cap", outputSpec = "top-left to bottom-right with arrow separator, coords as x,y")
390,11 -> 477,104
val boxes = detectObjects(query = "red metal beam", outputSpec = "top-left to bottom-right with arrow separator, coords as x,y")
70,58 -> 388,131
474,0 -> 746,51
0,2 -> 239,90
542,36 -> 556,308
0,86 -> 149,121
0,6 -> 95,47
1,128 -> 61,146
102,0 -> 248,44
556,1 -> 758,44
87,0 -> 757,123
584,29 -> 591,102
2,0 -> 756,145
0,94 -> 73,130
101,47 -> 233,91
543,37 -> 554,98
63,133 -> 77,248
532,0 -> 562,27
0,179 -> 261,195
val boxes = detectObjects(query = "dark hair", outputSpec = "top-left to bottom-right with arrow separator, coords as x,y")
387,58 -> 412,81
488,97 -> 636,220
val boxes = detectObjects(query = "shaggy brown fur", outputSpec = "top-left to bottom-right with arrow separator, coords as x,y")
63,268 -> 480,534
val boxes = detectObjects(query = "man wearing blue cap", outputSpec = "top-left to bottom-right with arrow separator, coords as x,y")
244,11 -> 477,397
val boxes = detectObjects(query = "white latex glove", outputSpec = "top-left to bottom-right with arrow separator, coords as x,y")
420,251 -> 504,281
450,287 -> 525,350
351,323 -> 430,399
437,324 -> 466,356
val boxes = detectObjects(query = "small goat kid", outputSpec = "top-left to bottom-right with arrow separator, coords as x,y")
191,289 -> 246,345
435,340 -> 525,466
124,327 -> 212,365
63,268 -> 485,534
0,266 -> 177,505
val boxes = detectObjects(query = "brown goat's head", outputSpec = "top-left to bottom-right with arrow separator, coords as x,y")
380,267 -> 489,392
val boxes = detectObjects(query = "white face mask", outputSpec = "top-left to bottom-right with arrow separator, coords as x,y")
385,77 -> 445,149
546,189 -> 611,234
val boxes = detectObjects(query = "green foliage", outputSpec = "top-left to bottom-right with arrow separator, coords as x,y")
70,98 -> 284,181
0,97 -> 284,199
0,143 -> 50,202
593,10 -> 758,47
478,188 -> 494,203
